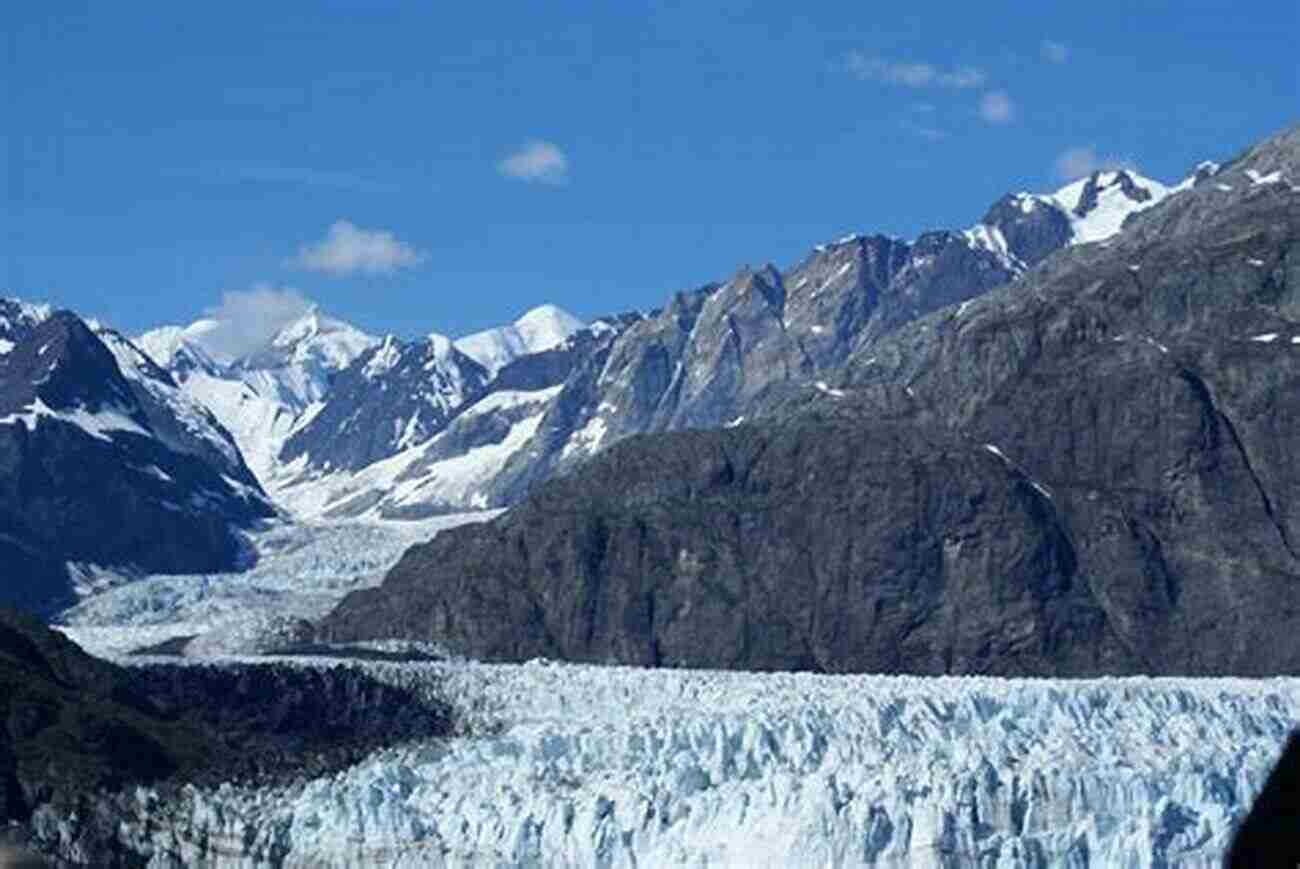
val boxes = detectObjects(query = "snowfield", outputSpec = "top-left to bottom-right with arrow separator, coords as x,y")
78,656 -> 1296,868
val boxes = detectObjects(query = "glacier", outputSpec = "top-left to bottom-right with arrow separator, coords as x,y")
53,515 -> 1299,867
65,655 -> 1297,868
58,513 -> 497,656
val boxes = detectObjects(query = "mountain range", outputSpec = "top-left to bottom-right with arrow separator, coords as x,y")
116,161 -> 1191,523
3,126 -> 1297,679
319,127 -> 1300,675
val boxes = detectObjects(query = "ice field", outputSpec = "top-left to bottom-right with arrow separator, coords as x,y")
66,658 -> 1296,867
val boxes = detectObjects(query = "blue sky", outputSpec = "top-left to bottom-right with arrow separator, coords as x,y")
5,1 -> 1297,342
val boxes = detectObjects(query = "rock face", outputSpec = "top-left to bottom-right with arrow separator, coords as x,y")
322,418 -> 1123,674
0,606 -> 450,865
0,313 -> 274,615
321,126 -> 1300,676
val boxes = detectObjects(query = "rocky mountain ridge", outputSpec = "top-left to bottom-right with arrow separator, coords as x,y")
117,164 -> 1177,524
319,126 -> 1300,676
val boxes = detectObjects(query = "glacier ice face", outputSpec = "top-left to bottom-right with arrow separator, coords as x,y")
107,659 -> 1298,868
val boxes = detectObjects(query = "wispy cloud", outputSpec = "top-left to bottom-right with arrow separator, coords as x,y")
1040,40 -> 1069,64
296,220 -> 427,275
846,53 -> 987,89
979,90 -> 1016,123
201,285 -> 315,359
499,140 -> 569,184
1054,146 -> 1136,181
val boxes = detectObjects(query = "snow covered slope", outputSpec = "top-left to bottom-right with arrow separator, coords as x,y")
138,309 -> 379,483
79,656 -> 1298,867
456,304 -> 585,377
272,385 -> 562,519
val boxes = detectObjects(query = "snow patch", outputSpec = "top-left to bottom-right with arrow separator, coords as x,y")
0,396 -> 151,443
363,336 -> 403,379
562,413 -> 610,460
962,223 -> 1022,271
813,381 -> 845,399
1245,169 -> 1283,186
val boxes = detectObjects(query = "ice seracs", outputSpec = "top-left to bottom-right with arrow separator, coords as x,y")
69,655 -> 1299,868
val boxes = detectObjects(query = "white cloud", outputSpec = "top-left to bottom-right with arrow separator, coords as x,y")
1040,40 -> 1069,64
1053,145 -> 1136,181
846,53 -> 987,89
200,284 -> 315,359
499,140 -> 569,184
979,90 -> 1016,123
297,220 -> 427,275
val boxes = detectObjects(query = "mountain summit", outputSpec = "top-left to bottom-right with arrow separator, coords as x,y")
455,304 -> 585,376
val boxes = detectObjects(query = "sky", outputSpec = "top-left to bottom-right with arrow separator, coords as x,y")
4,1 -> 1297,345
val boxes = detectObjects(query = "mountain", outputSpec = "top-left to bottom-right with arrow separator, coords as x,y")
455,304 -> 586,376
320,127 -> 1300,676
123,168 -> 1173,522
479,170 -> 1172,506
138,308 -> 379,481
134,304 -> 601,519
0,309 -> 274,615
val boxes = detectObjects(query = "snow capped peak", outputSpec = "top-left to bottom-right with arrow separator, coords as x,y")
513,304 -> 584,347
1047,169 -> 1171,245
135,320 -> 222,371
265,307 -> 377,370
455,304 -> 585,377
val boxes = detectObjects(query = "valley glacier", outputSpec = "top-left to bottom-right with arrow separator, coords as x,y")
52,516 -> 1298,867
